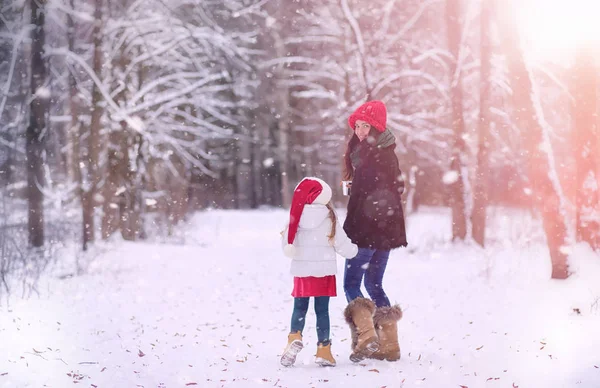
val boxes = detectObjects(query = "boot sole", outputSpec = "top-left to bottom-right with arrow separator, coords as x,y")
280,340 -> 303,367
315,357 -> 336,367
349,340 -> 380,363
367,353 -> 400,361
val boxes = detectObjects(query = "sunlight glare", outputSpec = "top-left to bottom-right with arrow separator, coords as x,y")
517,0 -> 600,61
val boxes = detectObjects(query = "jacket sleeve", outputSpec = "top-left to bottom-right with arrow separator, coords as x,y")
333,219 -> 358,258
280,225 -> 289,251
377,149 -> 404,195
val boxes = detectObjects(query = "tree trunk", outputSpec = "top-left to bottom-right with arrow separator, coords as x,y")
26,0 -> 48,248
472,0 -> 492,247
251,128 -> 264,207
573,50 -> 600,249
235,134 -> 254,209
67,0 -> 82,187
446,0 -> 468,241
82,0 -> 103,250
121,134 -> 144,240
405,165 -> 418,215
165,154 -> 188,234
495,0 -> 570,278
101,126 -> 123,239
119,64 -> 147,240
270,5 -> 292,208
102,44 -> 131,240
278,120 -> 291,208
274,73 -> 291,207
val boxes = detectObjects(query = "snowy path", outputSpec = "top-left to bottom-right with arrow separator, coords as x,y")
1,208 -> 600,387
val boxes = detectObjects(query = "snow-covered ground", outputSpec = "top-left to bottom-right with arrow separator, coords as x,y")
1,207 -> 600,388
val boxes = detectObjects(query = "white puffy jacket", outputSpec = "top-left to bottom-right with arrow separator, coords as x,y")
282,204 -> 358,277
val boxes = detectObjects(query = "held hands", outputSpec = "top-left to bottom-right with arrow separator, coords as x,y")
348,243 -> 358,259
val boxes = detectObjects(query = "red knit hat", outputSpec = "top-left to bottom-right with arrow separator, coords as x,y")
348,100 -> 387,132
284,177 -> 332,258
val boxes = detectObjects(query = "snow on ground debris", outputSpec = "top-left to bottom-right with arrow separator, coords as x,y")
1,207 -> 599,388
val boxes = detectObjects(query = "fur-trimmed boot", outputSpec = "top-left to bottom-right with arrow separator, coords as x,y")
280,331 -> 303,367
344,297 -> 379,362
369,305 -> 403,361
315,342 -> 336,367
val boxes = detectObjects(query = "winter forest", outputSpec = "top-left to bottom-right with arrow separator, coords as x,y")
1,0 -> 600,387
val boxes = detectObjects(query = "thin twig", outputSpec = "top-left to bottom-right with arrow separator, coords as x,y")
25,352 -> 48,361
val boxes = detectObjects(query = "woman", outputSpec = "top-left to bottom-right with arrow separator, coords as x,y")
341,100 -> 406,362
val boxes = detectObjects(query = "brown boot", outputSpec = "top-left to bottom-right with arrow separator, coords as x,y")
315,343 -> 336,367
349,321 -> 358,350
280,331 -> 303,367
344,297 -> 379,362
369,305 -> 403,361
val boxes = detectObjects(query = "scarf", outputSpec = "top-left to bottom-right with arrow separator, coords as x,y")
350,128 -> 396,169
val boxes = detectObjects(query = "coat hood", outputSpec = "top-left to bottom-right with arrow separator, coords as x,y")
299,204 -> 330,230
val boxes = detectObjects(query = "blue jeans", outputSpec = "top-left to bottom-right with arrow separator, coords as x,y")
290,296 -> 330,345
344,247 -> 391,307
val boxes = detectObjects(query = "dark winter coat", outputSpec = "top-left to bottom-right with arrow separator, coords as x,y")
343,133 -> 408,250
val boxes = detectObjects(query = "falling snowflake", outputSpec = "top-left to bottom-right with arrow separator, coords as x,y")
35,87 -> 51,99
442,170 -> 459,185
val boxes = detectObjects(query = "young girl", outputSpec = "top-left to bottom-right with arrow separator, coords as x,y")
280,177 -> 358,367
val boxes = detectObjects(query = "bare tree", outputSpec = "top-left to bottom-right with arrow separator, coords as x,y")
472,0 -> 492,246
80,0 -> 104,250
572,50 -> 600,249
495,0 -> 570,278
446,0 -> 468,241
270,5 -> 293,208
340,0 -> 372,100
27,0 -> 49,248
65,0 -> 83,188
101,33 -> 130,240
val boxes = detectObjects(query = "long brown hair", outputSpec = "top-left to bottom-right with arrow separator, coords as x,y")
342,134 -> 359,181
326,202 -> 337,242
281,202 -> 338,243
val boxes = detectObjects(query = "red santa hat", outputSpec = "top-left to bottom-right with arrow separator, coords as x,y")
284,177 -> 332,258
348,100 -> 387,133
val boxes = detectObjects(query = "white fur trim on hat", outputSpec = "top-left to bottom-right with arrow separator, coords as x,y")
303,177 -> 332,205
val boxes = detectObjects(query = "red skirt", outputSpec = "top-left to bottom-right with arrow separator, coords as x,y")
291,275 -> 337,297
